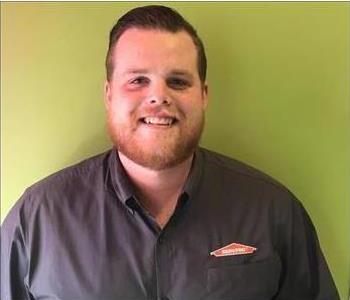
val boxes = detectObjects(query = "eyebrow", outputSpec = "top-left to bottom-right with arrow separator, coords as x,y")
122,68 -> 194,79
169,70 -> 194,80
123,69 -> 149,75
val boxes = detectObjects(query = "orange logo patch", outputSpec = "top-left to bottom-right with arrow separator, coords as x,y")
210,242 -> 257,257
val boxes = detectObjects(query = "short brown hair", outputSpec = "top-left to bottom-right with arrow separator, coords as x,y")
105,5 -> 207,84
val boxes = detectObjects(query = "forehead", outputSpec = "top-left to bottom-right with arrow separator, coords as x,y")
112,28 -> 198,74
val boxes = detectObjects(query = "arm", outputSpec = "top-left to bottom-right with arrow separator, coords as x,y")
274,197 -> 340,300
1,197 -> 33,300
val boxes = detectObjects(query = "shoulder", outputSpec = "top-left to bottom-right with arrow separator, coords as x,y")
198,147 -> 309,231
28,149 -> 111,194
199,147 -> 301,211
200,147 -> 289,192
2,149 -> 113,227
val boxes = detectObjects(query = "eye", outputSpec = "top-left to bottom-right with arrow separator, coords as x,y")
128,76 -> 150,86
167,77 -> 191,90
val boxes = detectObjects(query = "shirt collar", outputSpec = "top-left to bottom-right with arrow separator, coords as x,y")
107,147 -> 204,205
108,148 -> 135,204
182,147 -> 204,199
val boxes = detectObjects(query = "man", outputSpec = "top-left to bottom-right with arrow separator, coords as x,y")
1,5 -> 340,300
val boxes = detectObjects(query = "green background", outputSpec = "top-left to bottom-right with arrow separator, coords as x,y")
1,2 -> 349,298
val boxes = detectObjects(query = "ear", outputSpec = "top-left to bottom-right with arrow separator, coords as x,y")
104,81 -> 112,110
202,83 -> 209,110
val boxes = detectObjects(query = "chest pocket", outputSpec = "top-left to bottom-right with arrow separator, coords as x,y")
206,255 -> 281,300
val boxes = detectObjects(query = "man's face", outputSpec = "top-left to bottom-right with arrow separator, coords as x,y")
105,28 -> 208,170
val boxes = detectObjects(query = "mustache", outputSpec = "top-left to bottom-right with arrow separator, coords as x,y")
133,106 -> 184,121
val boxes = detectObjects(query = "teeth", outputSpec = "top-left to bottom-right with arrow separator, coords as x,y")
143,117 -> 174,125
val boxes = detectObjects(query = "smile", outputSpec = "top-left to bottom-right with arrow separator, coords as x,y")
140,117 -> 178,126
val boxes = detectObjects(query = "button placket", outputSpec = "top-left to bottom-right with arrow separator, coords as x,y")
155,233 -> 171,300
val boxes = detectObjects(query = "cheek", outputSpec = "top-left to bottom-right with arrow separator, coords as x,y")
180,96 -> 205,118
109,93 -> 141,119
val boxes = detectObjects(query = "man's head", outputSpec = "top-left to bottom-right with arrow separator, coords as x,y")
104,5 -> 208,170
105,5 -> 207,85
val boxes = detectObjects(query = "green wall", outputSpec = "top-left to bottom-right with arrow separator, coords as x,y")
1,2 -> 349,298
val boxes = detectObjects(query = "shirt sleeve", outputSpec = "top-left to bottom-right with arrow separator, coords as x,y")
274,195 -> 340,300
1,193 -> 33,300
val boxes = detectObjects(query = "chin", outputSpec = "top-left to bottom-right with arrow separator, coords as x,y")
107,116 -> 204,170
120,141 -> 194,170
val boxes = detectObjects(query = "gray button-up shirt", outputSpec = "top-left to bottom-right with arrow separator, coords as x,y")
1,147 -> 340,300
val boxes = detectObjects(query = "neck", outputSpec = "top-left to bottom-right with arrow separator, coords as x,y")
118,152 -> 194,227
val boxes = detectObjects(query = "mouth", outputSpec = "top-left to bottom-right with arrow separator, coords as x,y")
139,116 -> 178,127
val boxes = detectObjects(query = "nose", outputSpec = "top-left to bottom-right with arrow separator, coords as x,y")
147,81 -> 171,105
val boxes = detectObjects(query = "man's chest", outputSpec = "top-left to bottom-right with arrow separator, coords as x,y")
26,197 -> 281,300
